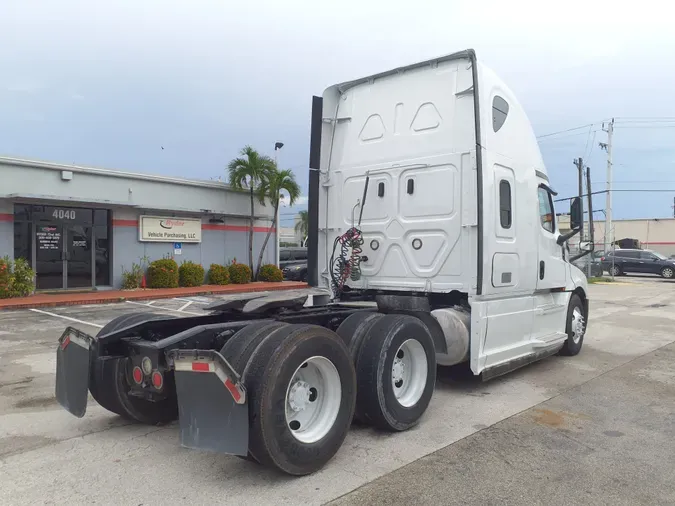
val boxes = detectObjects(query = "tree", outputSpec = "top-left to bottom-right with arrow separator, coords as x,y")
255,168 -> 301,277
227,146 -> 276,271
295,210 -> 308,246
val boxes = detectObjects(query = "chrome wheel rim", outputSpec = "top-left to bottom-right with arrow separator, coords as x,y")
663,268 -> 673,278
285,356 -> 341,444
391,339 -> 428,407
571,307 -> 585,344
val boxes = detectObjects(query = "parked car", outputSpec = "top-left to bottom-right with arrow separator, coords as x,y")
572,254 -> 604,278
600,249 -> 675,278
279,247 -> 307,269
282,262 -> 308,282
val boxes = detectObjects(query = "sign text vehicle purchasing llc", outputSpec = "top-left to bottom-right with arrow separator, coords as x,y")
139,216 -> 202,243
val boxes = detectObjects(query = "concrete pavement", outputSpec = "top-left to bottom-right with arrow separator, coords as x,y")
331,341 -> 675,506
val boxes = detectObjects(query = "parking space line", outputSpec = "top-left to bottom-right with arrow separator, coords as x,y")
125,300 -> 203,316
29,308 -> 104,329
178,301 -> 193,311
146,301 -> 156,305
173,297 -> 209,305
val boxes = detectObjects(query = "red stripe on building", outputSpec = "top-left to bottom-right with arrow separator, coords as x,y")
112,219 -> 139,227
202,224 -> 275,233
0,213 -> 13,222
112,219 -> 274,233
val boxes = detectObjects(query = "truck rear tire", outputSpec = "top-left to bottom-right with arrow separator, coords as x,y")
220,320 -> 288,463
559,294 -> 586,356
90,312 -> 178,424
336,311 -> 385,361
355,314 -> 436,431
244,324 -> 356,475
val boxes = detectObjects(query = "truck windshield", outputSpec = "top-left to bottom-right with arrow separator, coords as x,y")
652,251 -> 668,260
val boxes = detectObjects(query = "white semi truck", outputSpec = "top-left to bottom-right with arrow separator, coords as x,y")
55,49 -> 590,476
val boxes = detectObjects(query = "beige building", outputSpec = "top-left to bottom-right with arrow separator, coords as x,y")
559,216 -> 675,256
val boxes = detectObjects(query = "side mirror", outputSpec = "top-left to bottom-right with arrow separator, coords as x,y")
570,197 -> 582,230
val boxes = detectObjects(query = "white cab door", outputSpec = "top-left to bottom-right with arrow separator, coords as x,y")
532,184 -> 568,347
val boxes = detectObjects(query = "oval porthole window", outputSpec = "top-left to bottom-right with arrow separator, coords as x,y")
370,239 -> 380,251
412,238 -> 422,250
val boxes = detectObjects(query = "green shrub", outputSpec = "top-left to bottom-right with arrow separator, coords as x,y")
228,262 -> 252,284
11,258 -> 35,297
147,258 -> 179,288
179,261 -> 205,287
121,262 -> 144,290
207,264 -> 230,285
0,256 -> 35,299
0,257 -> 11,299
258,264 -> 283,282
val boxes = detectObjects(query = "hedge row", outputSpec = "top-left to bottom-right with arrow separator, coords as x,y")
121,258 -> 284,289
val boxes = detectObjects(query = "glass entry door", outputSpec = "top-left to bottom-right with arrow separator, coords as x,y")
34,223 -> 93,289
35,224 -> 64,290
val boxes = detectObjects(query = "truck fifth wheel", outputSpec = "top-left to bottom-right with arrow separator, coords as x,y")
55,49 -> 592,476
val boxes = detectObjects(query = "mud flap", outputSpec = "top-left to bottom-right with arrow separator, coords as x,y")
168,350 -> 249,457
55,327 -> 93,418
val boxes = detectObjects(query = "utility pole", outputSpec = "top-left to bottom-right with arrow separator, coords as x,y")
600,119 -> 614,252
574,157 -> 584,246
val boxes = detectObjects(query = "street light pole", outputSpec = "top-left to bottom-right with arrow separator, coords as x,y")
274,142 -> 284,267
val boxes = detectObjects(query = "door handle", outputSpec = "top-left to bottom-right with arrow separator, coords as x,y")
539,261 -> 545,280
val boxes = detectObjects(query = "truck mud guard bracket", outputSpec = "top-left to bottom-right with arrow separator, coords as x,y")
167,349 -> 249,457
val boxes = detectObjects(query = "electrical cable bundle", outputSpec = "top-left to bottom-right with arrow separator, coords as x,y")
329,227 -> 363,299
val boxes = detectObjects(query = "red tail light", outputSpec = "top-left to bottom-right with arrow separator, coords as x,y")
132,366 -> 143,384
600,257 -> 605,261
151,371 -> 164,390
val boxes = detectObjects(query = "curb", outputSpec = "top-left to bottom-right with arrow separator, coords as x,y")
0,282 -> 308,310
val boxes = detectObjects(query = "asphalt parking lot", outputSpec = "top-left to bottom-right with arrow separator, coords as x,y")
1,277 -> 674,505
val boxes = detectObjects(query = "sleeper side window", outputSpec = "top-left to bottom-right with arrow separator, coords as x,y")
499,180 -> 512,229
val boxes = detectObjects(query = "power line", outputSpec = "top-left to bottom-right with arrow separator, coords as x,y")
613,116 -> 675,121
536,123 -> 596,140
614,125 -> 675,130
555,188 -> 675,202
538,130 -> 602,145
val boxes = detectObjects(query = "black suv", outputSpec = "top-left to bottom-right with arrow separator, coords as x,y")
601,249 -> 675,278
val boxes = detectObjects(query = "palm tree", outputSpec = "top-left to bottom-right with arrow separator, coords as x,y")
295,210 -> 309,246
228,146 -> 276,271
256,168 -> 301,277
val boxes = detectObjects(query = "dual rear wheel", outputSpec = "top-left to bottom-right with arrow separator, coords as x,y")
222,313 -> 437,475
92,311 -> 437,475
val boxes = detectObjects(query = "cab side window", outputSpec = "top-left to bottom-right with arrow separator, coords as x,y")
537,187 -> 555,233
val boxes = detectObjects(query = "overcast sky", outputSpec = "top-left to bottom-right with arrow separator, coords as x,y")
1,0 -> 674,225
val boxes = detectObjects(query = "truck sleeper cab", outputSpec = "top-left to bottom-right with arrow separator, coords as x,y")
55,49 -> 589,477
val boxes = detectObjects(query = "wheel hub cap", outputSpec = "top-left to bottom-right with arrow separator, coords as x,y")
392,359 -> 405,384
288,380 -> 311,412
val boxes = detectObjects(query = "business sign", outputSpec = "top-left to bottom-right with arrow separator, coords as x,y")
139,216 -> 202,243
